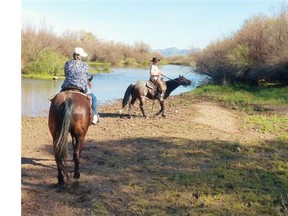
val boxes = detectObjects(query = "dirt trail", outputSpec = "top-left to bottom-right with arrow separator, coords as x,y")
191,101 -> 238,133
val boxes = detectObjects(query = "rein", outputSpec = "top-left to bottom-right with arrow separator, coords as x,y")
162,75 -> 182,84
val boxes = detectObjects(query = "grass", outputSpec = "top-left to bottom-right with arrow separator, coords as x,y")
81,137 -> 288,215
189,84 -> 288,108
22,62 -> 111,79
21,73 -> 65,80
246,114 -> 288,134
151,84 -> 288,215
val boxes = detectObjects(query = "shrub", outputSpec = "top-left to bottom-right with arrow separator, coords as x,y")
22,49 -> 67,76
192,5 -> 288,86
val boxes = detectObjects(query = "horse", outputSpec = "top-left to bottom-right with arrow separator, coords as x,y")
48,90 -> 93,185
122,75 -> 192,118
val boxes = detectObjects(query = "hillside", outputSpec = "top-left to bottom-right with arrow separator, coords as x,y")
156,47 -> 190,57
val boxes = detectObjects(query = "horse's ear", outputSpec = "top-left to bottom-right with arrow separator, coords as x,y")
88,75 -> 93,82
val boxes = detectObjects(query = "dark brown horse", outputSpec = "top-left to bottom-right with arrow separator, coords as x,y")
122,75 -> 192,118
48,90 -> 92,185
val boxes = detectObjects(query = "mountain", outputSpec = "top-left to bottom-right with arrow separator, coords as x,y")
155,47 -> 190,57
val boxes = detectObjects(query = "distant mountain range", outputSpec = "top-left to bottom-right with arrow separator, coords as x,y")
155,47 -> 190,57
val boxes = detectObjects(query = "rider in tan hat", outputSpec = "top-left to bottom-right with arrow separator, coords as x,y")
149,57 -> 167,101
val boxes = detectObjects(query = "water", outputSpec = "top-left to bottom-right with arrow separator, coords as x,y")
21,65 -> 207,117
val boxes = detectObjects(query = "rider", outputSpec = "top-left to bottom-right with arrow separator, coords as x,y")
61,47 -> 99,125
149,57 -> 166,101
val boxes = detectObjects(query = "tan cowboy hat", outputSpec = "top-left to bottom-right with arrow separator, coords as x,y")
151,57 -> 160,63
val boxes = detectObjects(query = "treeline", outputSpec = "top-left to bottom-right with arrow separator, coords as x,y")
191,5 -> 288,86
21,22 -> 164,76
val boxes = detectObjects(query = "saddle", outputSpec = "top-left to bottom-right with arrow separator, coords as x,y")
48,90 -> 92,106
61,86 -> 84,93
146,79 -> 166,90
146,80 -> 155,90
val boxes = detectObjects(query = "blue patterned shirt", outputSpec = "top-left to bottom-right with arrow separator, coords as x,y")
61,59 -> 89,93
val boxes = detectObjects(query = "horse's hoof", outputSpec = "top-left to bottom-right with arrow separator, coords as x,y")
58,180 -> 65,186
58,176 -> 65,186
74,172 -> 80,179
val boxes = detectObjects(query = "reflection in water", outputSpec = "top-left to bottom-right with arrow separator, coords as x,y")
22,65 -> 207,117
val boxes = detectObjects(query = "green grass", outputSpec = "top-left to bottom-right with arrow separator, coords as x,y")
189,84 -> 288,107
246,114 -> 288,134
82,137 -> 288,215
165,139 -> 288,215
21,74 -> 65,80
22,62 -> 111,79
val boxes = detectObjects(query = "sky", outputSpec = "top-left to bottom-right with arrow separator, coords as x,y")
21,0 -> 287,50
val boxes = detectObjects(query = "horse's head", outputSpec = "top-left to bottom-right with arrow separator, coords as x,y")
177,75 -> 192,86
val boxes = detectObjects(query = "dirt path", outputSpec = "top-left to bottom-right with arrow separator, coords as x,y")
21,95 -> 276,215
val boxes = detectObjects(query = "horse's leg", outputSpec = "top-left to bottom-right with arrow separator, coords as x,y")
139,96 -> 148,118
128,96 -> 137,118
155,100 -> 166,118
73,136 -> 84,179
55,158 -> 65,185
72,137 -> 76,161
160,100 -> 166,118
53,136 -> 65,185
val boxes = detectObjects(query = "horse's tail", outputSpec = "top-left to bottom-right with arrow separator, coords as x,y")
54,99 -> 73,162
122,84 -> 134,108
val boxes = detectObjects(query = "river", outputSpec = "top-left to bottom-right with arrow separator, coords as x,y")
21,65 -> 207,117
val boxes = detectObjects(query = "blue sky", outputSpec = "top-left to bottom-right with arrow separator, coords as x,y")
21,0 -> 287,50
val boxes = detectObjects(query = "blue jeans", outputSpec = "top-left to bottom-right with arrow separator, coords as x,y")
89,93 -> 98,115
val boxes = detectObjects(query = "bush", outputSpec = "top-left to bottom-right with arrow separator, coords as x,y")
22,49 -> 67,76
192,5 -> 288,86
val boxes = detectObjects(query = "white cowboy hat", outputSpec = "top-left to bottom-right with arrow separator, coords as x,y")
73,47 -> 88,58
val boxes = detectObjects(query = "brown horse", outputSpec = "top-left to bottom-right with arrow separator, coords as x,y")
122,75 -> 192,118
48,90 -> 92,185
